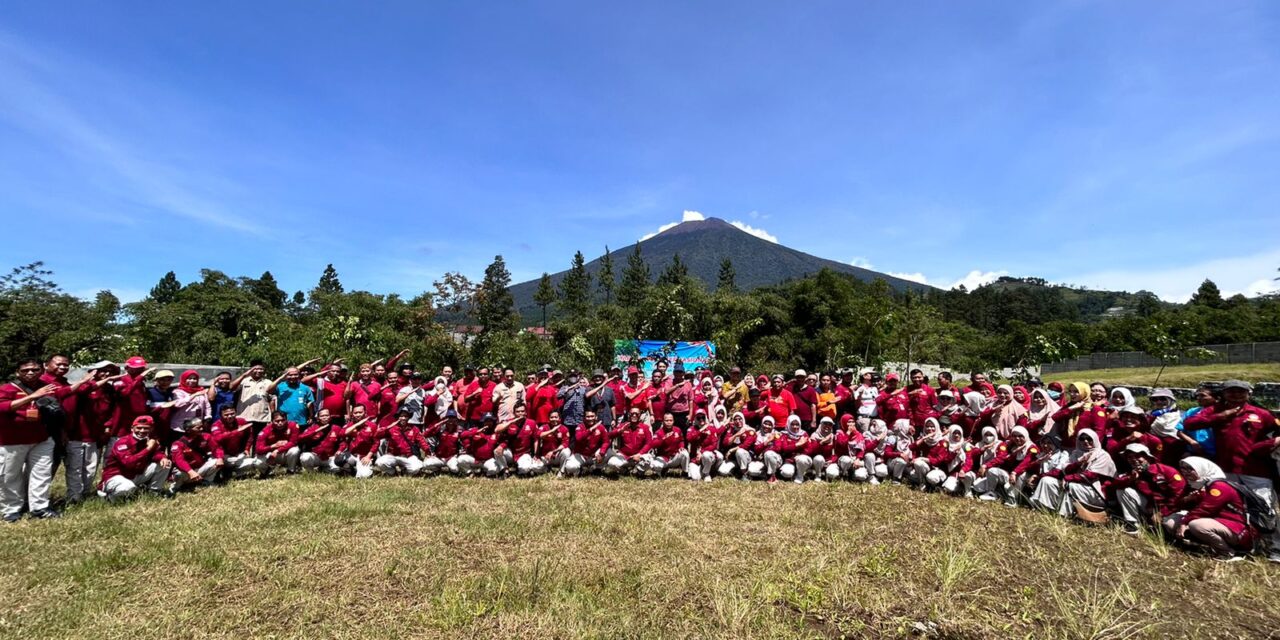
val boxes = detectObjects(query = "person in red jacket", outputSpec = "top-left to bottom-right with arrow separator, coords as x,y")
298,408 -> 347,472
499,404 -> 543,476
422,410 -> 465,475
338,406 -> 379,479
805,416 -> 843,482
777,415 -> 811,483
876,374 -> 909,427
1109,442 -> 1187,535
721,412 -> 758,479
109,356 -> 155,440
762,375 -> 797,426
209,405 -> 264,478
170,417 -> 225,490
0,358 -> 64,520
460,413 -> 507,477
64,362 -> 122,503
99,415 -> 171,502
1181,379 -> 1280,561
909,419 -> 961,489
1030,428 -> 1115,517
746,416 -> 787,483
536,410 -> 571,473
563,409 -> 610,477
1105,406 -> 1163,473
374,410 -> 427,476
1163,456 -> 1254,560
645,412 -> 689,478
905,369 -> 939,428
686,410 -> 724,482
604,409 -> 654,477
461,368 -> 497,427
834,414 -> 867,481
1050,382 -> 1109,448
255,411 -> 301,475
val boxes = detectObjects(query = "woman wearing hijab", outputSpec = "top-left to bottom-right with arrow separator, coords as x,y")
803,416 -> 843,482
746,416 -> 785,483
964,427 -> 1004,499
685,409 -> 722,481
884,419 -> 916,484
955,391 -> 986,439
1026,388 -> 1061,442
834,414 -> 868,481
1105,406 -> 1163,473
909,419 -> 959,489
860,418 -> 892,484
1031,428 -> 1115,518
1163,457 -> 1253,560
1146,388 -> 1185,465
777,415 -> 811,483
720,412 -> 758,479
166,370 -> 213,436
939,426 -> 974,496
976,385 -> 1028,440
1050,382 -> 1109,449
1013,386 -> 1032,410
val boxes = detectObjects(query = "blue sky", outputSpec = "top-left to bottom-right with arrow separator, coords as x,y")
1,2 -> 1277,303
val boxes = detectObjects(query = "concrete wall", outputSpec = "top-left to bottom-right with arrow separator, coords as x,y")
1042,342 -> 1280,374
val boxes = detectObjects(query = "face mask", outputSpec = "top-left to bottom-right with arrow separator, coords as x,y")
1048,391 -> 1062,400
983,435 -> 996,445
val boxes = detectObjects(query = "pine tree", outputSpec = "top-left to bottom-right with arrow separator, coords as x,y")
618,244 -> 651,308
597,246 -> 615,304
657,253 -> 689,286
533,272 -> 556,328
1189,279 -> 1224,309
149,271 -> 181,304
474,255 -> 518,351
247,271 -> 287,309
316,264 -> 344,295
559,251 -> 592,319
717,258 -> 737,293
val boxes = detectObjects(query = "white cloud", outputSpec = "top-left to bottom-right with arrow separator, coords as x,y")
949,270 -> 1008,290
1245,278 -> 1278,297
729,221 -> 778,243
887,272 -> 930,285
1064,248 -> 1280,302
849,257 -> 874,269
681,210 -> 705,222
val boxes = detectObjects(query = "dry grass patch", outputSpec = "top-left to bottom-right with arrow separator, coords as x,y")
1,475 -> 1278,639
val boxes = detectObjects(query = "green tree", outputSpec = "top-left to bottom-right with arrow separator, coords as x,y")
617,244 -> 651,309
657,254 -> 689,287
558,251 -> 592,320
316,264 -> 344,296
717,258 -> 737,293
597,246 -> 615,304
472,255 -> 518,357
1189,279 -> 1223,309
533,272 -> 556,328
0,263 -> 123,368
150,271 -> 181,304
244,271 -> 287,309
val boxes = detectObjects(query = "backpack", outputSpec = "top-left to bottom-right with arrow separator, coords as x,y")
1225,481 -> 1278,533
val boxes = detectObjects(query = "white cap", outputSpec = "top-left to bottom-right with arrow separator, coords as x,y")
794,369 -> 807,377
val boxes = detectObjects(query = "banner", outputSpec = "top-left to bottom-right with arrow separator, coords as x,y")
613,339 -> 717,378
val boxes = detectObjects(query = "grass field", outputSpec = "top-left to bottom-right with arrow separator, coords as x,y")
2,475 -> 1279,639
1042,363 -> 1280,390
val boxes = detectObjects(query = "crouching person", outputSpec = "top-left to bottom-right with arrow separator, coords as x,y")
1163,457 -> 1254,560
461,414 -> 506,477
604,409 -> 653,477
805,417 -> 843,482
1031,429 -> 1115,517
746,416 -> 784,483
645,413 -> 690,478
170,418 -> 225,491
256,412 -> 301,476
375,411 -> 428,476
209,405 -> 264,479
536,411 -> 571,474
1107,443 -> 1187,535
860,419 -> 892,484
562,410 -> 609,477
777,416 -> 811,484
338,414 -> 378,479
720,413 -> 757,479
422,410 -> 466,475
913,424 -> 965,490
686,411 -> 725,482
100,416 -> 171,502
298,409 -> 347,472
978,427 -> 1038,506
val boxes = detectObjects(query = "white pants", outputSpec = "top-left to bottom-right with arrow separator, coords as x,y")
1226,473 -> 1280,552
447,455 -> 475,475
225,453 -> 267,477
646,451 -> 689,477
604,452 -> 640,476
783,455 -> 813,483
172,460 -> 221,489
515,453 -> 547,477
354,457 -> 375,479
103,462 -> 170,502
691,451 -> 723,481
862,453 -> 888,481
976,468 -> 1018,504
299,452 -> 343,473
375,454 -> 424,476
747,451 -> 783,479
1031,477 -> 1105,517
0,438 -> 55,516
1116,487 -> 1150,525
561,453 -> 596,477
421,456 -> 445,475
257,446 -> 301,472
481,454 -> 508,477
64,440 -> 100,503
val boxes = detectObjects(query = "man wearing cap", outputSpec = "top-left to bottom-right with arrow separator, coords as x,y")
786,369 -> 818,430
256,411 -> 302,475
169,417 -> 226,491
1105,406 -> 1164,473
99,415 -> 171,502
586,370 -> 617,429
65,361 -> 123,503
556,372 -> 588,438
1107,443 -> 1187,535
621,368 -> 650,420
422,410 -> 466,475
1182,380 -> 1280,561
110,356 -> 155,441
0,359 -> 63,520
491,369 -> 525,423
144,369 -> 178,438
375,410 -> 427,476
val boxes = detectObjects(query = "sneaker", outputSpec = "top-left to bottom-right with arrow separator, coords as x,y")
793,479 -> 804,485
767,476 -> 777,485
978,493 -> 999,501
2,512 -> 20,523
703,477 -> 712,483
28,508 -> 61,519
869,478 -> 880,486
1122,523 -> 1140,536
1216,555 -> 1246,563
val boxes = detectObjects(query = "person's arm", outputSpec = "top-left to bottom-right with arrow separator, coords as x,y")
384,349 -> 409,373
0,383 -> 59,412
229,369 -> 253,391
169,442 -> 195,473
1011,447 -> 1040,476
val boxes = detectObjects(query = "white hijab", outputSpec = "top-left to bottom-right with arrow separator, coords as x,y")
1074,429 -> 1116,478
1180,456 -> 1225,490
1110,388 -> 1136,411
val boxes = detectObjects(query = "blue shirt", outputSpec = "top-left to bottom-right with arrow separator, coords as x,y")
276,383 -> 315,426
1177,406 -> 1215,458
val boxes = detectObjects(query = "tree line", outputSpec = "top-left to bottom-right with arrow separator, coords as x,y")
2,255 -> 1278,377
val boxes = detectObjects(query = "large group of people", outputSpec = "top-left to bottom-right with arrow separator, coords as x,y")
3,352 -> 1279,562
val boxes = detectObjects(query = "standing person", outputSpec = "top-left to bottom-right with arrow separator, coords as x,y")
209,405 -> 264,478
491,369 -> 525,422
166,370 -> 212,435
1178,384 -> 1218,458
935,371 -> 961,401
852,372 -> 880,428
232,359 -> 280,436
375,371 -> 402,428
905,369 -> 938,428
1182,380 -> 1280,562
255,412 -> 301,475
169,417 -> 225,491
531,370 -> 560,426
38,354 -> 86,479
720,367 -> 748,416
1050,382 -> 1109,448
348,364 -> 383,419
0,359 -> 62,521
99,416 -> 171,502
788,370 -> 819,430
815,374 -> 838,423
586,369 -> 617,429
557,372 -> 588,440
461,367 -> 496,428
875,374 -> 909,427
273,367 -> 316,429
315,365 -> 350,425
207,372 -> 237,418
451,365 -> 477,414
65,362 -> 122,503
665,365 -> 694,431
976,385 -> 1029,439
109,357 -> 154,441
834,370 -> 857,418
964,372 -> 996,398
762,375 -> 797,426
620,367 -> 647,419
144,370 -> 177,436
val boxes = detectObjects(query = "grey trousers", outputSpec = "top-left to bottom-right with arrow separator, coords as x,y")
64,440 -> 100,503
0,438 -> 55,516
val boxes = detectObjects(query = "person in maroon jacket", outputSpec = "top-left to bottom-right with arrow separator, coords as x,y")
1109,442 -> 1187,535
108,356 -> 155,441
1105,406 -> 1164,473
645,412 -> 689,478
99,415 -> 171,502
62,361 -> 123,503
460,413 -> 507,477
374,410 -> 426,476
686,410 -> 724,482
909,419 -> 961,490
422,410 -> 465,475
875,374 -> 909,428
0,358 -> 64,521
500,403 -> 543,476
170,417 -> 225,490
298,408 -> 346,472
563,409 -> 610,477
1163,456 -> 1255,560
721,411 -> 757,479
209,405 -> 264,478
905,369 -> 939,428
338,408 -> 379,479
746,416 -> 787,483
604,409 -> 654,477
804,416 -> 841,482
536,411 -> 571,474
777,415 -> 811,483
1181,380 -> 1280,561
255,411 -> 301,475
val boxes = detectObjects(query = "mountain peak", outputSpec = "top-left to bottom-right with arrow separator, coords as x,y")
656,216 -> 734,236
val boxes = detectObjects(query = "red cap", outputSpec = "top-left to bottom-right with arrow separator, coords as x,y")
125,356 -> 147,369
885,373 -> 900,382
131,415 -> 154,426
627,366 -> 639,375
